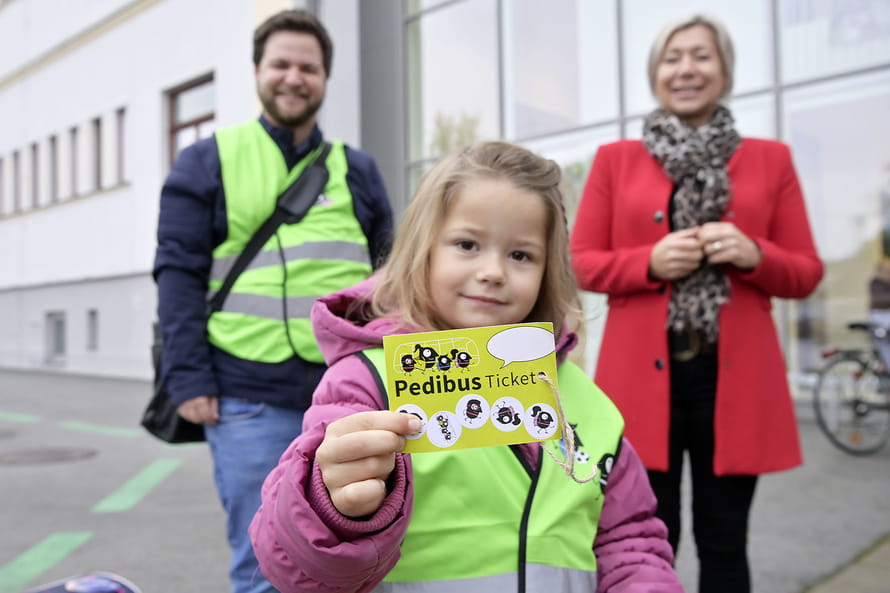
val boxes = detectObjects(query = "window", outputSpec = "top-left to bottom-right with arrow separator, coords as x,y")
168,73 -> 215,166
781,0 -> 890,84
503,0 -> 618,140
30,142 -> 39,208
406,0 -> 499,162
784,70 -> 890,372
12,150 -> 20,213
49,135 -> 58,202
87,308 -> 99,351
69,126 -> 78,197
397,0 -> 890,386
92,116 -> 102,191
46,311 -> 66,363
116,107 -> 126,184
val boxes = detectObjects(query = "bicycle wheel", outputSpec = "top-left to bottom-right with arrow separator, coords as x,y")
813,352 -> 890,455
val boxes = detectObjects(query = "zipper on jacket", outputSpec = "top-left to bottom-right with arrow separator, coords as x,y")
515,445 -> 543,593
356,351 -> 389,408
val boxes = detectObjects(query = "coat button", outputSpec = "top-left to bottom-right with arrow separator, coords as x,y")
727,210 -> 735,218
653,210 -> 664,223
655,359 -> 664,370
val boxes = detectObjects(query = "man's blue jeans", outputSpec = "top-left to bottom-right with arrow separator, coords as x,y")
205,398 -> 304,593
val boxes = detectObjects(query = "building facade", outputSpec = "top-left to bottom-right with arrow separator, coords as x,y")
1,0 -> 889,392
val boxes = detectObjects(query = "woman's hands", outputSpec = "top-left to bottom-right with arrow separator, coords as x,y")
698,222 -> 762,271
316,410 -> 422,519
648,228 -> 705,281
648,223 -> 761,281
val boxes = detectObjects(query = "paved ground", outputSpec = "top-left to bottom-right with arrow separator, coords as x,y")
673,402 -> 890,593
0,368 -> 887,592
806,534 -> 890,593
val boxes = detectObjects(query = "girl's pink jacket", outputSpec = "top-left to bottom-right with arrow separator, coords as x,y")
249,279 -> 683,593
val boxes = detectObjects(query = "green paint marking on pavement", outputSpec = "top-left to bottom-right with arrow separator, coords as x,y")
91,458 -> 183,513
0,410 -> 40,423
0,531 -> 92,593
58,420 -> 142,438
162,440 -> 204,448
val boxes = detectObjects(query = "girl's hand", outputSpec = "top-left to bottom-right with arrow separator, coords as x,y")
648,228 -> 705,281
316,410 -> 422,518
699,222 -> 762,271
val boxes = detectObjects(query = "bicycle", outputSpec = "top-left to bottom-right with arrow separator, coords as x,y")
812,321 -> 890,455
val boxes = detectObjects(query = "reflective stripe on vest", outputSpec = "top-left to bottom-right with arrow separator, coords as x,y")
207,122 -> 372,363
372,564 -> 594,592
361,348 -> 625,593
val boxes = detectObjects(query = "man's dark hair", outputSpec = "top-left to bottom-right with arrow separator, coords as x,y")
253,9 -> 333,77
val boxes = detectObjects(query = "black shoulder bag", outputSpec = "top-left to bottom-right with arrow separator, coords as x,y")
142,143 -> 332,443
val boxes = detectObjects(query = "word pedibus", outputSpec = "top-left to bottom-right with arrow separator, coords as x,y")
383,322 -> 562,453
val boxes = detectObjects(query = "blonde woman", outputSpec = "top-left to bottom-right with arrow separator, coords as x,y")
570,14 -> 823,593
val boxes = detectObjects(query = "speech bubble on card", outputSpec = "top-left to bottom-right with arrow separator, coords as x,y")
487,325 -> 555,368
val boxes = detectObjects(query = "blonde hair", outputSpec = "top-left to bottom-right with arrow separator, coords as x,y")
372,141 -> 581,340
647,13 -> 735,101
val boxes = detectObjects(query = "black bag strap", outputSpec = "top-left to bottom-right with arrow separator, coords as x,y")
206,142 -> 332,315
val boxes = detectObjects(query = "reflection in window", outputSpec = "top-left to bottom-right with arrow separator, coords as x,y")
404,0 -> 452,14
524,125 -> 619,227
785,72 -> 890,371
726,94 -> 775,139
503,0 -> 617,140
781,0 -> 890,84
168,73 -> 215,166
406,0 -> 499,161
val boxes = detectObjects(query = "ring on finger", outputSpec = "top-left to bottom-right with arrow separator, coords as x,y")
711,240 -> 723,252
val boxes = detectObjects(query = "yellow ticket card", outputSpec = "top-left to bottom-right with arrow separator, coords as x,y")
382,322 -> 562,453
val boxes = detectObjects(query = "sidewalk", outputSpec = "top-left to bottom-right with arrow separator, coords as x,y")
805,533 -> 890,593
671,403 -> 890,592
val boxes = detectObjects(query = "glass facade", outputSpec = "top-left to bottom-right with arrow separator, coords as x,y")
400,0 -> 890,390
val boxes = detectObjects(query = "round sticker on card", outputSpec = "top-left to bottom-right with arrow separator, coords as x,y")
525,402 -> 559,439
396,404 -> 428,440
456,394 -> 490,429
427,410 -> 462,448
490,397 -> 525,432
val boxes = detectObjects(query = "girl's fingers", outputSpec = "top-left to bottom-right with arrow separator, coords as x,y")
320,450 -> 398,490
330,478 -> 388,518
321,429 -> 406,464
326,410 -> 422,439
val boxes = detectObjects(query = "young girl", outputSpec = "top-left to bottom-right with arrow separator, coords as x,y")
249,141 -> 682,592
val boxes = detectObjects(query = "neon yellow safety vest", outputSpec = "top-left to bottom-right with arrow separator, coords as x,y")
360,348 -> 625,593
207,122 -> 372,363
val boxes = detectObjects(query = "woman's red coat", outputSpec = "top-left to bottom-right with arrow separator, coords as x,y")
570,138 -> 824,475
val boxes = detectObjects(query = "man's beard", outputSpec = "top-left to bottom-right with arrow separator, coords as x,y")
262,92 -> 323,129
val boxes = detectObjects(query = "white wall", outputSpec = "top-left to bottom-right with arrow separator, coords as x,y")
0,0 -> 368,378
317,0 -> 362,148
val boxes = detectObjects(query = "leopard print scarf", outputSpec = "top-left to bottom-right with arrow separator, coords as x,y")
642,105 -> 740,342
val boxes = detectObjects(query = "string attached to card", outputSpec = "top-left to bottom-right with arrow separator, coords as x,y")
537,371 -> 598,484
